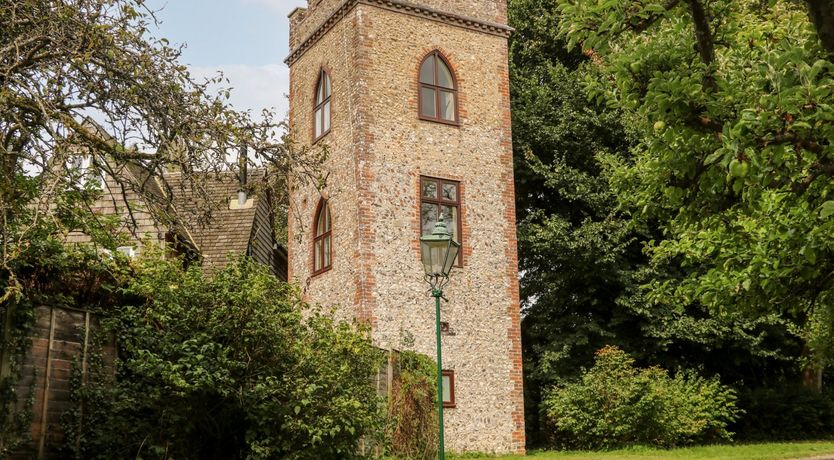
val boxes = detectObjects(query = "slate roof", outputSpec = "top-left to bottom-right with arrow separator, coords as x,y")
164,170 -> 263,272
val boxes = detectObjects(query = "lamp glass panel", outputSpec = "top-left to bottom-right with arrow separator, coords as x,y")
442,241 -> 460,275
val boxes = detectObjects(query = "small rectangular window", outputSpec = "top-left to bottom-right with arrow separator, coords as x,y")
442,370 -> 455,408
420,176 -> 462,266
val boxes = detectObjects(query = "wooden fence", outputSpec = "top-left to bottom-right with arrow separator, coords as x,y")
4,305 -> 113,460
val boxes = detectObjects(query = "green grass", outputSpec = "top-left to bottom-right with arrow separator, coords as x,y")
451,442 -> 834,460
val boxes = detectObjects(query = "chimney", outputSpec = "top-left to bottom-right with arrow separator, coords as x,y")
230,147 -> 253,210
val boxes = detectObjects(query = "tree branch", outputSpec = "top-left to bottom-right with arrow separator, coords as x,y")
686,0 -> 717,90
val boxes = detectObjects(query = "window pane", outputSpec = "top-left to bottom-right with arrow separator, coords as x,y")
420,57 -> 435,84
323,101 -> 331,132
439,91 -> 455,121
316,207 -> 325,235
314,108 -> 322,138
324,205 -> 331,232
421,203 -> 439,236
440,205 -> 458,240
324,235 -> 331,267
442,183 -> 457,201
437,59 -> 454,89
442,375 -> 452,403
317,78 -> 324,104
420,87 -> 436,118
422,180 -> 438,199
314,240 -> 322,271
324,73 -> 331,98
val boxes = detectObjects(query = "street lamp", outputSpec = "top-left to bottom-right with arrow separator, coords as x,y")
419,214 -> 460,460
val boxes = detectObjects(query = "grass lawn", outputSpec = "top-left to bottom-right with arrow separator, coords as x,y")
453,442 -> 834,460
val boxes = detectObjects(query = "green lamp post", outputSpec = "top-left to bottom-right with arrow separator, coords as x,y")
419,214 -> 460,460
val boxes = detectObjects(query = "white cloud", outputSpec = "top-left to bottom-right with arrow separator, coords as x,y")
190,64 -> 291,121
242,0 -> 308,16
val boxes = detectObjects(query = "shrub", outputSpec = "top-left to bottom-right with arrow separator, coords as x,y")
734,385 -> 834,441
387,351 -> 438,459
543,346 -> 740,449
63,250 -> 384,459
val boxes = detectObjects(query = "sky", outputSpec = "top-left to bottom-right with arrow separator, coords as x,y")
144,0 -> 308,120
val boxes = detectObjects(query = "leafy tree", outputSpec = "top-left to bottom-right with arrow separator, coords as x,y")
509,0 -> 644,442
510,0 -> 818,444
65,249 -> 383,459
0,0 -> 322,303
555,0 -> 834,388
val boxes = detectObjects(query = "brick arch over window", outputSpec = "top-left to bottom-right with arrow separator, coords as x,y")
418,51 -> 459,125
312,198 -> 332,275
313,68 -> 332,141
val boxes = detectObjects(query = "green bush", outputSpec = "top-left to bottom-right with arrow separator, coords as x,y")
543,346 -> 740,449
734,385 -> 834,441
387,351 -> 438,459
63,249 -> 384,459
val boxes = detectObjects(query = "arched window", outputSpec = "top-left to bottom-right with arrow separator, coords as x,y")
419,51 -> 458,124
313,199 -> 332,274
314,69 -> 332,140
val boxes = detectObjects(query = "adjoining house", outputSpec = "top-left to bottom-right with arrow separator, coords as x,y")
65,156 -> 287,280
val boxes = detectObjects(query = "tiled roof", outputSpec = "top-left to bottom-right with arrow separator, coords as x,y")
163,170 -> 263,272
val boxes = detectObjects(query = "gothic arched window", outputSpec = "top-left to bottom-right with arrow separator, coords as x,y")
313,199 -> 332,274
418,51 -> 458,124
314,69 -> 332,140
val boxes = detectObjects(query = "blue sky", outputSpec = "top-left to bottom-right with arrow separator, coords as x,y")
145,0 -> 308,119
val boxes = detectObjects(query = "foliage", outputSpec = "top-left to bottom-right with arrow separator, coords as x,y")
387,350 -> 438,460
508,0 -> 805,445
734,385 -> 834,441
0,0 -> 323,304
554,0 -> 834,376
543,347 -> 740,449
63,249 -> 383,460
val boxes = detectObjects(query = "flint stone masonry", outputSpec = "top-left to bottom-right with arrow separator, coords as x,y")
287,0 -> 524,453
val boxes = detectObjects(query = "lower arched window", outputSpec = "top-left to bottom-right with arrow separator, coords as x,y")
313,200 -> 332,274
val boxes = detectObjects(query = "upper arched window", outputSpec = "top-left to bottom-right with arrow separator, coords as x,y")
419,52 -> 458,124
313,199 -> 332,274
314,69 -> 332,140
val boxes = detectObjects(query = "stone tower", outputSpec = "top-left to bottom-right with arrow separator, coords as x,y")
286,0 -> 524,453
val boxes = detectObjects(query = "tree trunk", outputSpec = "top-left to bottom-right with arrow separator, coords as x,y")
801,346 -> 824,392
807,0 -> 834,54
686,0 -> 717,90
687,0 -> 715,65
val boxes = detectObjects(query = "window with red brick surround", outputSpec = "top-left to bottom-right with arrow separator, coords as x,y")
312,199 -> 332,275
442,370 -> 456,408
418,51 -> 459,125
420,176 -> 462,266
